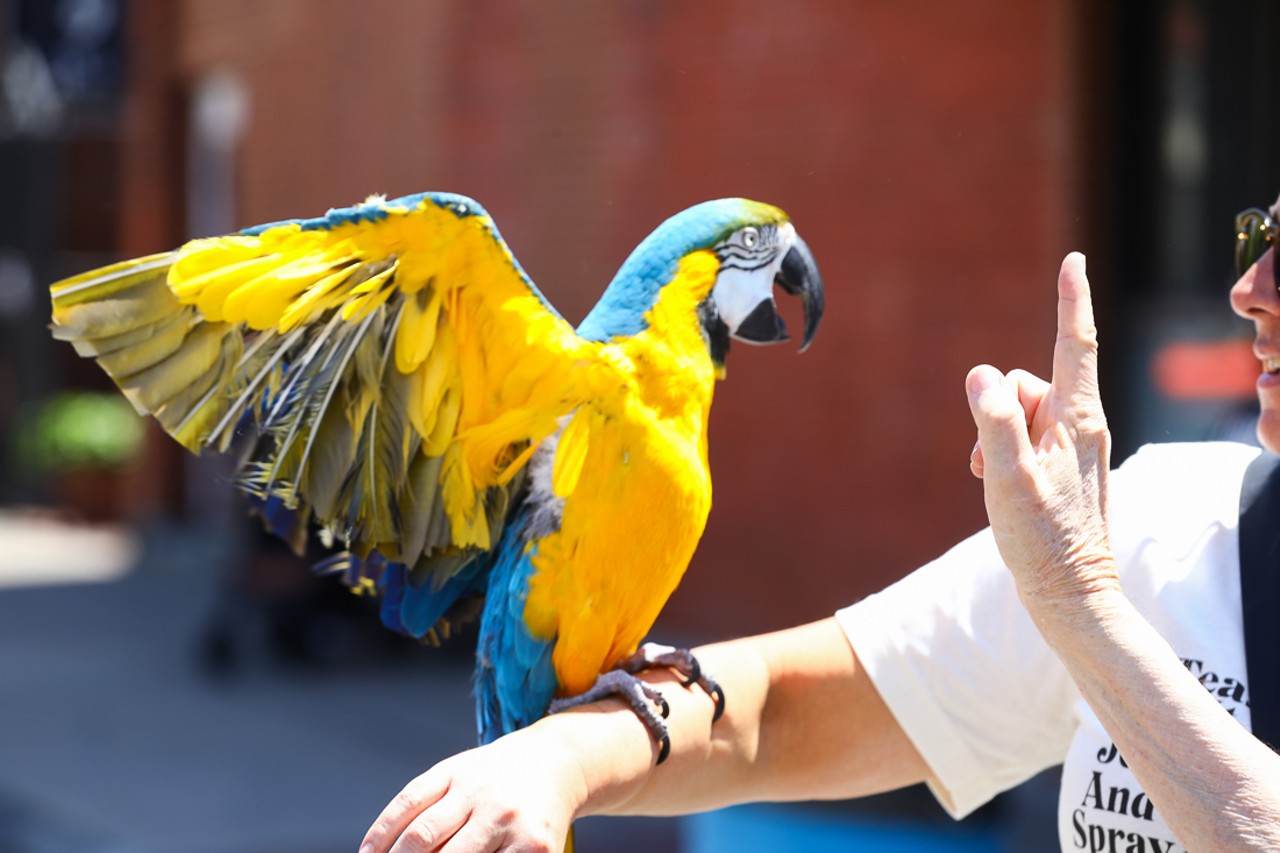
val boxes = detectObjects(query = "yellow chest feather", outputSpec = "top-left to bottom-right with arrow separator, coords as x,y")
524,252 -> 722,693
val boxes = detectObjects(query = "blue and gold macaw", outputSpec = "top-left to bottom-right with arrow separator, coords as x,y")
48,192 -> 824,753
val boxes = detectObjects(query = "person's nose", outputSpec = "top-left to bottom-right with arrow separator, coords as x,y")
1230,248 -> 1280,320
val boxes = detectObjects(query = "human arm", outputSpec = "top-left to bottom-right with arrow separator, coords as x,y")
966,252 -> 1280,848
358,618 -> 932,852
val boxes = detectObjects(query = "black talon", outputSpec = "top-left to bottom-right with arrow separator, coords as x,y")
677,656 -> 702,688
546,669 -> 672,767
710,683 -> 726,722
656,734 -> 671,765
620,642 -> 726,723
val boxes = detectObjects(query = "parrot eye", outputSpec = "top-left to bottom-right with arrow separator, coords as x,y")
740,227 -> 759,249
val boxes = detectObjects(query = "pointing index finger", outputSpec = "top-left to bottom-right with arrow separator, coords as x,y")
1052,252 -> 1101,407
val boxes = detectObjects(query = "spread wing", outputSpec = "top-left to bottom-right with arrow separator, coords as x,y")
50,192 -> 601,595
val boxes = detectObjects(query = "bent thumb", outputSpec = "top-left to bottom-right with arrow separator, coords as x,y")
966,364 -> 1034,475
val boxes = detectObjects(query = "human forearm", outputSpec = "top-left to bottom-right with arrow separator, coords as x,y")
583,614 -> 931,814
1027,585 -> 1280,850
585,618 -> 930,816
360,618 -> 929,851
565,632 -> 772,817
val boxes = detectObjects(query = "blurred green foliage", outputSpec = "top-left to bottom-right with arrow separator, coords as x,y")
14,391 -> 144,473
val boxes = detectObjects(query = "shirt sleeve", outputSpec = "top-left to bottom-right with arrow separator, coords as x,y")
836,522 -> 1080,818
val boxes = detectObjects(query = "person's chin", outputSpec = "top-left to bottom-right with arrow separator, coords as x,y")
1254,406 -> 1280,454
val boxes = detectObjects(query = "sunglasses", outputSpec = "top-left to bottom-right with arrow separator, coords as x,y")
1235,207 -> 1279,287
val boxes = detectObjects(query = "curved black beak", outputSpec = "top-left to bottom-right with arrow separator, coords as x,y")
775,233 -> 824,352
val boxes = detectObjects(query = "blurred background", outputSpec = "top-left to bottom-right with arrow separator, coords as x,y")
0,0 -> 1276,850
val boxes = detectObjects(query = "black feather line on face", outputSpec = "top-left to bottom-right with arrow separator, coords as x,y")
715,224 -> 780,260
699,297 -> 730,367
716,255 -> 775,273
715,224 -> 782,272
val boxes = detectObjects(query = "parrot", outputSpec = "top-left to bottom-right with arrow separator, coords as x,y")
47,191 -> 824,759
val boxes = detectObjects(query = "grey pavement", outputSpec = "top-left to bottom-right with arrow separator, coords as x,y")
0,513 -> 679,853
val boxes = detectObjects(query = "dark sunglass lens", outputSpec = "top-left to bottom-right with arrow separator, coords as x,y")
1236,209 -> 1273,278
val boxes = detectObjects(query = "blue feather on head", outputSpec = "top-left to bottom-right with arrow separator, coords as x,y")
577,199 -> 762,343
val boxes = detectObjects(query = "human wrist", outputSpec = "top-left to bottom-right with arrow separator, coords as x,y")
1015,553 -> 1125,632
533,699 -> 658,820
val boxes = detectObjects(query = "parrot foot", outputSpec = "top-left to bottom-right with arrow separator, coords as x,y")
548,670 -> 672,764
617,642 -> 726,723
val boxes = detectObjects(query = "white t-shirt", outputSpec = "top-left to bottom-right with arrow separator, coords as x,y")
836,441 -> 1260,853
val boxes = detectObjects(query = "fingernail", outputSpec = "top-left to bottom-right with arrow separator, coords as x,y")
967,367 -> 997,399
359,844 -> 374,853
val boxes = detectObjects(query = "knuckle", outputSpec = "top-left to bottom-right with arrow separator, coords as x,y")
489,808 -> 558,853
398,824 -> 439,853
486,804 -> 518,835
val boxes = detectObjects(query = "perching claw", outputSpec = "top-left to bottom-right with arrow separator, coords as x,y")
617,642 -> 726,722
549,669 -> 672,764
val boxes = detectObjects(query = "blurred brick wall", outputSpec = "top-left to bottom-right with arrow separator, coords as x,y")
121,0 -> 1084,640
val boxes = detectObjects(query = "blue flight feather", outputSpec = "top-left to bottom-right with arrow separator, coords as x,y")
474,510 -> 557,744
399,561 -> 486,637
375,556 -> 408,634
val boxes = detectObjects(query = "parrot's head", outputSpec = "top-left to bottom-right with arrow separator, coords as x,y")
698,200 -> 825,363
577,199 -> 825,365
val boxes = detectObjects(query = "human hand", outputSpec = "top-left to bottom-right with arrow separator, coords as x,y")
964,253 -> 1120,614
358,727 -> 586,853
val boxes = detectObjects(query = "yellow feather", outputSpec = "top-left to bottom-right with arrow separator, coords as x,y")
494,443 -> 537,487
458,408 -> 556,489
171,254 -> 281,322
395,285 -> 441,374
278,261 -> 360,331
424,385 -> 461,457
551,409 -> 590,498
522,253 -> 720,693
220,256 -> 342,329
339,267 -> 396,323
409,320 -> 454,439
168,236 -> 261,282
441,445 -> 487,549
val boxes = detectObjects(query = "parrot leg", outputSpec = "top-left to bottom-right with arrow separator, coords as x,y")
617,642 -> 726,723
549,670 -> 672,764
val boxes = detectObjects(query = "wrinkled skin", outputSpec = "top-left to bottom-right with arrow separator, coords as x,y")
966,252 -> 1280,851
965,252 -> 1119,613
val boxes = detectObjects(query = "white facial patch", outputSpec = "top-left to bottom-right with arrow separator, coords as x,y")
711,222 -> 796,334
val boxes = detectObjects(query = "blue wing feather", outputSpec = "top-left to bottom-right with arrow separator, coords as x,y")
474,506 -> 557,743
